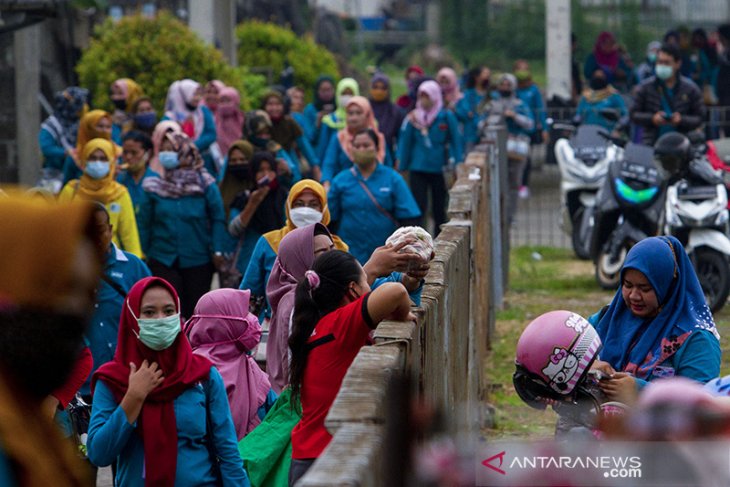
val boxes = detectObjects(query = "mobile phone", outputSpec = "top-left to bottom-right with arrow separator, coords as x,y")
588,369 -> 610,381
323,103 -> 335,113
257,175 -> 271,188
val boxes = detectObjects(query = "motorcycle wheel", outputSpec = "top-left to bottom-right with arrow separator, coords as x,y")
694,248 -> 730,313
595,246 -> 627,290
571,208 -> 591,261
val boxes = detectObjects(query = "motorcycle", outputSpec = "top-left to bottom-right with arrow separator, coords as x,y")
658,134 -> 730,313
555,123 -> 618,259
589,141 -> 664,290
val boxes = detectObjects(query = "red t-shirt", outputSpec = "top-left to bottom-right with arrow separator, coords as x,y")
291,293 -> 375,459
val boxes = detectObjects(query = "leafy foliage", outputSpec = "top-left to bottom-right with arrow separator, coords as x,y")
76,12 -> 266,112
236,20 -> 340,101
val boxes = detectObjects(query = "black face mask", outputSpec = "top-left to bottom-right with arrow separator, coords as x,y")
185,101 -> 198,112
590,77 -> 609,90
0,309 -> 89,400
498,90 -> 512,98
112,99 -> 127,111
480,79 -> 491,90
228,164 -> 250,180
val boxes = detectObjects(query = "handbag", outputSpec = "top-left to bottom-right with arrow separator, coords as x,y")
506,134 -> 531,161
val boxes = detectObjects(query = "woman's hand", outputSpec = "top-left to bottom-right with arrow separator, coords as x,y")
363,241 -> 417,284
247,186 -> 270,206
590,360 -> 616,376
504,109 -> 516,119
127,360 -> 164,402
599,372 -> 638,406
212,253 -> 226,271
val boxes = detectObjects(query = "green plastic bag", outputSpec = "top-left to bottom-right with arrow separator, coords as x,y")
239,388 -> 302,487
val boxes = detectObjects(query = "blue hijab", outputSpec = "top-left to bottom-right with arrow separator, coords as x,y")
596,236 -> 718,379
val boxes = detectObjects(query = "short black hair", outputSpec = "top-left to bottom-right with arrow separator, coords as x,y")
92,202 -> 110,224
122,130 -> 153,151
658,42 -> 681,62
353,128 -> 380,149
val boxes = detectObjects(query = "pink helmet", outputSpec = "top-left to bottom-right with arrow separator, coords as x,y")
515,310 -> 602,396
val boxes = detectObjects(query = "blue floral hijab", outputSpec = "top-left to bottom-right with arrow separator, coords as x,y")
596,236 -> 719,379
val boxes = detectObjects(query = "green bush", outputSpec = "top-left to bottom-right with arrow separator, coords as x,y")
236,20 -> 340,101
76,12 -> 266,112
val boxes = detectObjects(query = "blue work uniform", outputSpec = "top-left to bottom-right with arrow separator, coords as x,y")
576,93 -> 628,131
455,88 -> 486,150
516,83 -> 547,135
117,167 -> 160,217
321,134 -> 395,183
397,110 -> 464,173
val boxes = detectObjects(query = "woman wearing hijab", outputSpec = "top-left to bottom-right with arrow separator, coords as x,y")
243,110 -> 299,184
186,289 -> 277,440
303,76 -> 336,148
316,77 -> 360,162
87,277 -> 249,486
137,133 -> 227,318
39,86 -> 88,171
455,65 -> 491,153
226,151 -> 289,279
219,140 -> 255,212
396,65 -> 426,110
215,86 -> 245,156
587,236 -> 721,405
128,97 -> 158,137
149,120 -> 183,176
576,69 -> 628,131
163,79 -> 218,177
436,67 -> 464,111
109,78 -> 144,137
202,80 -> 226,113
58,138 -> 143,258
584,31 -> 632,90
321,96 -> 389,185
240,179 -> 349,317
262,90 -> 320,180
63,109 -> 121,184
369,73 -> 405,164
398,80 -> 463,235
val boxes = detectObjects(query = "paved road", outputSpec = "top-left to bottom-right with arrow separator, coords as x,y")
97,467 -> 113,487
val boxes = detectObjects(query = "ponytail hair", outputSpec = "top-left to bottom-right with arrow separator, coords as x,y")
288,250 -> 362,404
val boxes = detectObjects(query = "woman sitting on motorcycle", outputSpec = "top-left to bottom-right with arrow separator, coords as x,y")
576,69 -> 628,133
589,236 -> 720,405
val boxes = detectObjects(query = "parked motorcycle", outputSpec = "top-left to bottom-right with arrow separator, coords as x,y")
555,123 -> 617,259
589,141 -> 664,289
657,133 -> 730,313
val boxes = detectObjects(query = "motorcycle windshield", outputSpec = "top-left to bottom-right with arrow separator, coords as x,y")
570,125 -> 608,162
614,178 -> 660,204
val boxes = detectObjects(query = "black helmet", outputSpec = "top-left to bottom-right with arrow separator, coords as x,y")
654,132 -> 691,175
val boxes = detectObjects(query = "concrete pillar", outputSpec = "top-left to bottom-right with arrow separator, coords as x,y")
545,0 -> 571,101
189,0 -> 237,66
14,24 -> 41,186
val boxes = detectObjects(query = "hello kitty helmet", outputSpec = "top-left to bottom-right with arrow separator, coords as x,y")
513,310 -> 602,409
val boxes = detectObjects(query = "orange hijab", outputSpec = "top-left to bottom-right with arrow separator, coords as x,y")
337,96 -> 386,163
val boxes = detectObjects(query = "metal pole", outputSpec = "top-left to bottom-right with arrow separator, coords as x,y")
546,0 -> 571,101
14,24 -> 41,186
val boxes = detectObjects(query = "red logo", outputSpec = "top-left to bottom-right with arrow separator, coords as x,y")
482,451 -> 507,475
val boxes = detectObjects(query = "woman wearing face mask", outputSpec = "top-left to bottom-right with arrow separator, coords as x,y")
321,96 -> 390,185
288,250 -> 414,484
576,69 -> 628,132
58,138 -> 143,258
396,65 -> 426,111
227,151 -> 289,279
513,60 -> 548,199
329,129 -> 421,264
128,97 -> 158,137
487,74 -> 534,224
584,32 -> 633,92
635,41 -> 662,83
302,76 -> 336,149
163,79 -> 218,177
117,130 -> 159,215
219,140 -> 255,213
87,277 -> 250,486
109,78 -> 144,137
369,73 -> 405,165
263,90 -> 321,180
587,236 -> 720,406
185,288 -> 277,440
243,110 -> 300,185
39,86 -> 88,171
215,86 -> 245,156
436,67 -> 463,111
241,180 -> 349,317
316,78 -> 360,163
138,133 -> 227,318
398,80 -> 463,235
63,109 -> 122,184
149,120 -> 183,176
455,65 -> 491,153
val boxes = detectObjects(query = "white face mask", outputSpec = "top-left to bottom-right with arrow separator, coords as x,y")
289,206 -> 324,228
339,95 -> 353,108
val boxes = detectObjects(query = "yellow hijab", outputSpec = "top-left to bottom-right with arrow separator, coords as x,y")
263,179 -> 349,253
73,138 -> 127,204
76,109 -> 113,154
113,78 -> 144,108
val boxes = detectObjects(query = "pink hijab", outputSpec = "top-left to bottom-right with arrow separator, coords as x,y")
164,79 -> 205,140
185,289 -> 270,440
437,67 -> 463,109
337,96 -> 386,163
201,80 -> 226,113
411,80 -> 444,128
215,86 -> 245,155
265,223 -> 329,393
149,120 -> 182,176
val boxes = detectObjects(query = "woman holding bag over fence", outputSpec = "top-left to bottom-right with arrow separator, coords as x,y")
288,250 -> 415,485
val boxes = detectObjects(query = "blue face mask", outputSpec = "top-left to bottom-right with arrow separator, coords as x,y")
158,151 -> 180,170
647,52 -> 657,63
85,161 -> 110,179
655,64 -> 673,80
133,112 -> 157,129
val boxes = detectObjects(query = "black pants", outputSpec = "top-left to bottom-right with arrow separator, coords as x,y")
410,170 -> 447,235
289,458 -> 316,486
148,259 -> 214,319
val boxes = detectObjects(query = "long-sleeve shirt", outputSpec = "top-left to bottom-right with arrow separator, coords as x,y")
39,126 -> 71,171
576,92 -> 628,131
321,134 -> 394,183
116,167 -> 160,218
87,367 -> 250,487
137,184 -> 227,268
516,83 -> 547,133
455,88 -> 486,147
397,110 -> 463,174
